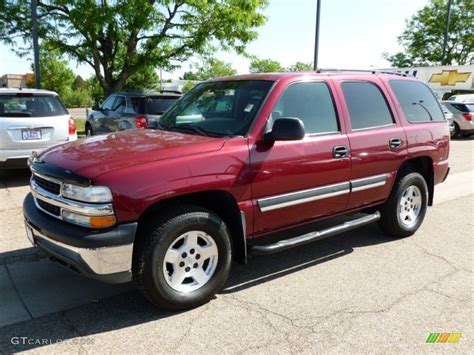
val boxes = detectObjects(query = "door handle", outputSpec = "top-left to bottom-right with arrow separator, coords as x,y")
389,138 -> 402,149
333,146 -> 349,158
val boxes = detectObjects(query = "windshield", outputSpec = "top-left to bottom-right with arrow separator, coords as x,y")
0,95 -> 68,117
146,96 -> 179,115
159,80 -> 274,137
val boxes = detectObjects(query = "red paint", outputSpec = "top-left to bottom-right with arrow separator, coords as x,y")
39,72 -> 450,238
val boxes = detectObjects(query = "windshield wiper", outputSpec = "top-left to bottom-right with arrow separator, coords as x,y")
167,124 -> 211,137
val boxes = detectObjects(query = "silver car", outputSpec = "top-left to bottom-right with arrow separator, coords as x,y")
442,101 -> 474,138
440,103 -> 455,136
0,88 -> 77,169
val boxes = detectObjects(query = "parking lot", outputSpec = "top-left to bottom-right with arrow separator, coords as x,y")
0,138 -> 472,353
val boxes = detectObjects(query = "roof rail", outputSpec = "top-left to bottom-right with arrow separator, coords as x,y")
315,68 -> 410,77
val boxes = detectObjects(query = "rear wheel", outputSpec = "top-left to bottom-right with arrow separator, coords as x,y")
85,124 -> 93,136
453,122 -> 460,138
133,206 -> 232,310
378,172 -> 428,238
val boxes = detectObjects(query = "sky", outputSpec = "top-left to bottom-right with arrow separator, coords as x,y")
0,0 -> 431,80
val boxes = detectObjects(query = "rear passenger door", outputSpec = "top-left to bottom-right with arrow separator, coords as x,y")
336,78 -> 407,209
251,80 -> 351,235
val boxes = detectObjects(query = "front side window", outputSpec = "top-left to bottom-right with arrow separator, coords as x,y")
389,80 -> 444,122
271,82 -> 339,134
160,80 -> 274,137
112,96 -> 126,112
341,81 -> 394,130
101,95 -> 116,110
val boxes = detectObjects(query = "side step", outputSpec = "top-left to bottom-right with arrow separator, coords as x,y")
250,212 -> 381,255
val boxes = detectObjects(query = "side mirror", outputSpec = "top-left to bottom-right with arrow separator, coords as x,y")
92,103 -> 101,111
263,117 -> 305,143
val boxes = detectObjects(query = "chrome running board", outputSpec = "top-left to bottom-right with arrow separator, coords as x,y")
250,212 -> 381,255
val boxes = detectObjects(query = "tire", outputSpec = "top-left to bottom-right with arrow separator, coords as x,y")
378,172 -> 428,238
85,124 -> 93,137
452,122 -> 460,138
133,205 -> 232,310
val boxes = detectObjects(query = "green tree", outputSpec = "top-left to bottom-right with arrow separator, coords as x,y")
1,0 -> 268,96
123,65 -> 160,92
182,58 -> 237,81
72,75 -> 86,91
287,62 -> 313,71
28,50 -> 75,100
249,57 -> 284,73
181,80 -> 198,93
384,0 -> 473,67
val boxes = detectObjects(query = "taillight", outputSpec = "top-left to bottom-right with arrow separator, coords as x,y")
462,113 -> 472,121
135,115 -> 148,129
68,116 -> 76,135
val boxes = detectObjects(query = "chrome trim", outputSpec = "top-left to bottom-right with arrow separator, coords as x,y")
351,174 -> 389,192
240,211 -> 247,264
251,212 -> 381,255
31,180 -> 114,216
258,182 -> 350,212
257,174 -> 390,212
31,170 -> 64,186
25,220 -> 133,275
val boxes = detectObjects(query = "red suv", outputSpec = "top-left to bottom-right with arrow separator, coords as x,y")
23,71 -> 450,310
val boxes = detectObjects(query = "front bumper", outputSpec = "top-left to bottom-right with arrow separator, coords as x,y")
23,193 -> 136,283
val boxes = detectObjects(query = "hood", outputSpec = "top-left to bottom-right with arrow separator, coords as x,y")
40,129 -> 225,179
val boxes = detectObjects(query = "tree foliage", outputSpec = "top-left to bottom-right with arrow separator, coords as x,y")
287,61 -> 313,71
181,57 -> 237,81
1,0 -> 268,96
384,0 -> 473,67
123,65 -> 160,91
249,57 -> 284,73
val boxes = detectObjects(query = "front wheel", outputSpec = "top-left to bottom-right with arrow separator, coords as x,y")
378,172 -> 428,238
133,206 -> 232,310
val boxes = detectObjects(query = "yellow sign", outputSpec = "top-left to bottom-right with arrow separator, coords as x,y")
429,70 -> 471,86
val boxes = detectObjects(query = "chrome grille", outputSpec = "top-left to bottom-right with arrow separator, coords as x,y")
36,199 -> 61,216
33,174 -> 61,195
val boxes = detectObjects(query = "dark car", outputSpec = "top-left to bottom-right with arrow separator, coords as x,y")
85,91 -> 181,136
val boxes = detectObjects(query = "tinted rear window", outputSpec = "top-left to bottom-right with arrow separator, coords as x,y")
146,97 -> 179,115
389,80 -> 444,122
450,103 -> 474,112
0,95 -> 68,117
341,81 -> 394,129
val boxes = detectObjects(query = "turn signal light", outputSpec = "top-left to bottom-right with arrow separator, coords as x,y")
135,115 -> 148,129
90,216 -> 117,228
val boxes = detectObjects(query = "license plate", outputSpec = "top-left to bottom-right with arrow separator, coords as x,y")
22,129 -> 42,140
24,222 -> 36,246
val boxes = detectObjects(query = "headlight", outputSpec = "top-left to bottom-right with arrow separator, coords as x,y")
61,184 -> 113,203
62,210 -> 116,228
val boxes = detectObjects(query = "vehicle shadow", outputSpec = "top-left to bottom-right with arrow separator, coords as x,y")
0,223 -> 395,353
0,169 -> 31,189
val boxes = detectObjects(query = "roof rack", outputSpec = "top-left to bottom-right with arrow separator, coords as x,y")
315,69 -> 410,77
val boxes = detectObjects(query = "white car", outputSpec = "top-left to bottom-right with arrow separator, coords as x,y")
0,88 -> 77,169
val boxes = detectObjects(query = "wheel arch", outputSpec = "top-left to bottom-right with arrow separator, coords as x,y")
136,190 -> 247,264
396,156 -> 434,206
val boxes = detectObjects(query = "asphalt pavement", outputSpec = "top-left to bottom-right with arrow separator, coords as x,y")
0,137 -> 472,353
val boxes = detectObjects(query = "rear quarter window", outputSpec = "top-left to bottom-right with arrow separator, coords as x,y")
388,80 -> 444,122
0,95 -> 68,117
